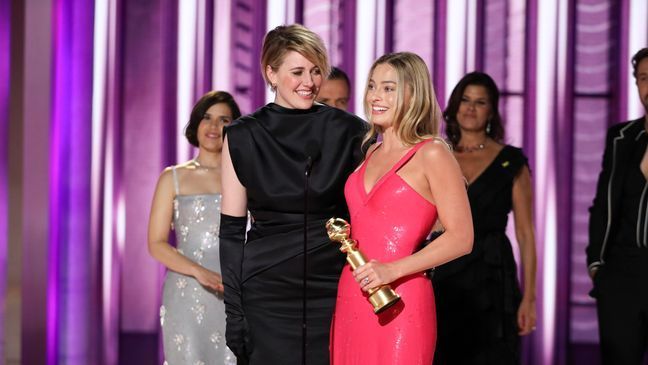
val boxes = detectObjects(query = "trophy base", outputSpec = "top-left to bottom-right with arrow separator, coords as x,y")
369,287 -> 401,314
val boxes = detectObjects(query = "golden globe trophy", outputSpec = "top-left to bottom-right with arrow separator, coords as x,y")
326,217 -> 401,314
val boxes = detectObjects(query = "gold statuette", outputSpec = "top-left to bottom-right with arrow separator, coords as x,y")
326,217 -> 401,314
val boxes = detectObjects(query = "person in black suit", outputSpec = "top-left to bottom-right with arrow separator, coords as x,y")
587,47 -> 648,365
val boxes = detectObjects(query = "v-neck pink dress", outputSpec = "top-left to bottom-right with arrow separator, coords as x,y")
330,140 -> 439,365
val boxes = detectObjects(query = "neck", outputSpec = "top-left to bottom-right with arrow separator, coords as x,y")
195,149 -> 221,169
380,127 -> 408,151
458,130 -> 488,147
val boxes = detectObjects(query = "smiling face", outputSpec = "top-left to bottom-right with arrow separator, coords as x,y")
365,63 -> 405,129
196,103 -> 233,153
266,50 -> 323,109
455,84 -> 492,133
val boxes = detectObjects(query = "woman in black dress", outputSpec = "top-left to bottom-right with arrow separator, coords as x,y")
432,72 -> 537,365
218,24 -> 366,365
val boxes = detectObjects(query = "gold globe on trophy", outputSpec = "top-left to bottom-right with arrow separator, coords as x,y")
326,217 -> 401,314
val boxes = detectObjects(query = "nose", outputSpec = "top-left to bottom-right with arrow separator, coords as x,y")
302,73 -> 314,86
368,89 -> 381,102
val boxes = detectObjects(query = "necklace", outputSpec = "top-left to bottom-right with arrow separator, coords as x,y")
191,158 -> 219,170
455,141 -> 487,153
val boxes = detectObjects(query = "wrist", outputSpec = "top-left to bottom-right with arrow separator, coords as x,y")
389,261 -> 404,281
189,263 -> 202,277
522,294 -> 536,302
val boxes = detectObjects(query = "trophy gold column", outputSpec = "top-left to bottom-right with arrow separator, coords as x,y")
326,217 -> 401,313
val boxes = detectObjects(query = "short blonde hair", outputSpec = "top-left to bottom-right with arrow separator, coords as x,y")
260,24 -> 330,86
362,52 -> 441,148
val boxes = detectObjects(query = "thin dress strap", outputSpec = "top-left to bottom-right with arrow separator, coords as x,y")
171,166 -> 180,195
393,139 -> 435,173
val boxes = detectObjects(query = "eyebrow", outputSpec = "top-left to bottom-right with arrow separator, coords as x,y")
289,66 -> 319,71
203,113 -> 232,118
369,79 -> 397,84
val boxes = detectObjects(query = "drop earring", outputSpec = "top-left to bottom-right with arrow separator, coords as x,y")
486,121 -> 491,134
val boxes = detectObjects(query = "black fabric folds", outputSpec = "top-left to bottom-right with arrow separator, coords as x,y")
433,145 -> 528,365
222,103 -> 367,365
218,213 -> 249,364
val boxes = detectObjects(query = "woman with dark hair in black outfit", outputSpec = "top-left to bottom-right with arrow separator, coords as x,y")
433,72 -> 537,365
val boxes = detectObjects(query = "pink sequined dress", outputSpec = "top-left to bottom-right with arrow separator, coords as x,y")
330,140 -> 439,365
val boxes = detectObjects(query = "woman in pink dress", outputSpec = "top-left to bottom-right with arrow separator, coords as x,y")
330,52 -> 474,365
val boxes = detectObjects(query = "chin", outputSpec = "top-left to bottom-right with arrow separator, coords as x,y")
293,99 -> 315,109
370,117 -> 391,128
201,143 -> 222,152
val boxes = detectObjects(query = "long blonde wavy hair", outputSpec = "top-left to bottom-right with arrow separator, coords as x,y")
362,52 -> 442,149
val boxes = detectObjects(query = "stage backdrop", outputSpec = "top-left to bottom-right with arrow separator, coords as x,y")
3,0 -> 647,364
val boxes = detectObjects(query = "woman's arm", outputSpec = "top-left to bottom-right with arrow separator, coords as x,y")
221,136 -> 248,216
147,169 -> 223,292
512,165 -> 537,335
219,136 -> 251,361
355,141 -> 473,290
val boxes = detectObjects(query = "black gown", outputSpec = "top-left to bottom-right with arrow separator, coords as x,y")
224,103 -> 366,365
432,145 -> 527,365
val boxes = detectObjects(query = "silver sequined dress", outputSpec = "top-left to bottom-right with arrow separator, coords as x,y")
160,167 -> 235,365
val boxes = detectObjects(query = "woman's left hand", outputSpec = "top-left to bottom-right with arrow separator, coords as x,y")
353,259 -> 399,292
517,297 -> 537,335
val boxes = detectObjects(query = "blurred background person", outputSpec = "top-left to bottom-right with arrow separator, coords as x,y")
433,71 -> 537,365
148,91 -> 241,365
587,48 -> 648,365
316,66 -> 351,111
219,24 -> 366,365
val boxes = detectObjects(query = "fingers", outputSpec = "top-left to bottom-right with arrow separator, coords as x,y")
517,312 -> 537,336
353,261 -> 389,292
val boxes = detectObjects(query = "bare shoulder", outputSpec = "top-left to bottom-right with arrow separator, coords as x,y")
155,166 -> 174,185
173,160 -> 198,171
418,138 -> 455,164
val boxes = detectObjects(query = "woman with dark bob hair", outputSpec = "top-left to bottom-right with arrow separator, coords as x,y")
148,90 -> 241,364
433,72 -> 537,365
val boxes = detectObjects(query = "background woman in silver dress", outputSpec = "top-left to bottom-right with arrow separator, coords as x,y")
148,91 -> 241,364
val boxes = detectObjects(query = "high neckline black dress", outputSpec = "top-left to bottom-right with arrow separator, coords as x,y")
225,103 -> 367,365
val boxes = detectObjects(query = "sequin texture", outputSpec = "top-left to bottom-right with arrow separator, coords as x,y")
161,192 -> 229,364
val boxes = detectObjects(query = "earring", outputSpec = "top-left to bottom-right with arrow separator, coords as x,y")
486,121 -> 491,134
271,83 -> 277,91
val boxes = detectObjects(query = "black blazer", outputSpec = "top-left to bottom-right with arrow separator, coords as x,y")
587,118 -> 646,273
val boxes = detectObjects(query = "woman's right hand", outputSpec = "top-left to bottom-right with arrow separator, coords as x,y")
193,266 -> 224,294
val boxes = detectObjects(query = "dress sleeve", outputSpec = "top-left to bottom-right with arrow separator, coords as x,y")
504,145 -> 530,178
223,121 -> 250,189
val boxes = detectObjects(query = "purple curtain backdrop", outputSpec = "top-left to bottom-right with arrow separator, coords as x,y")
21,0 -> 53,363
49,0 -> 95,363
230,0 -> 267,115
120,0 -> 174,333
569,0 -> 620,349
0,0 -> 10,359
5,0 -> 646,364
